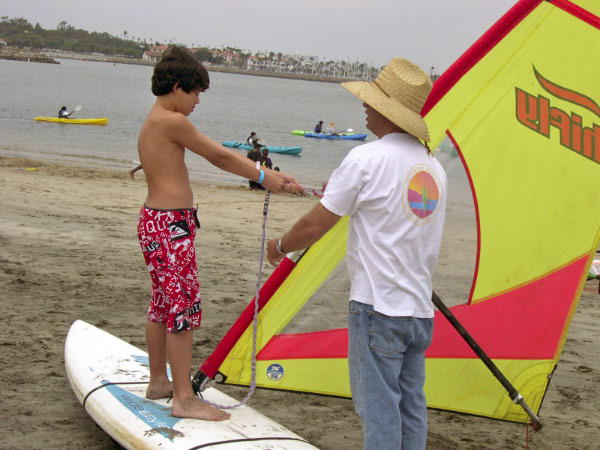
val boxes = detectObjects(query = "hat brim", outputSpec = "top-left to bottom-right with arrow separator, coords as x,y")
342,81 -> 430,142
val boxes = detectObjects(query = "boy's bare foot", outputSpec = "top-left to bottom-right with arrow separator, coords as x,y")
172,396 -> 230,421
146,380 -> 173,399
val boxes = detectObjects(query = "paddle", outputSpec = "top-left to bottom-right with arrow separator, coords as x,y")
328,126 -> 351,135
68,105 -> 82,116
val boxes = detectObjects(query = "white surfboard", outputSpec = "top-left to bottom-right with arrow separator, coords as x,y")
65,320 -> 319,449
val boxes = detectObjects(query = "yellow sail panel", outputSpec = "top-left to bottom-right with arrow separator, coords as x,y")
425,2 -> 600,302
240,353 -> 553,423
426,358 -> 554,422
218,218 -> 349,383
426,5 -> 553,150
241,357 -> 553,424
255,359 -> 351,397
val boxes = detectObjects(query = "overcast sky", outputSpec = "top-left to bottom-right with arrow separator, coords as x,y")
3,0 -> 518,72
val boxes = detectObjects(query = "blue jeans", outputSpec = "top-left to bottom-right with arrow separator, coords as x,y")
348,300 -> 434,450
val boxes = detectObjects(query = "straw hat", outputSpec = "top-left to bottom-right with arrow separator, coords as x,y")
341,58 -> 432,142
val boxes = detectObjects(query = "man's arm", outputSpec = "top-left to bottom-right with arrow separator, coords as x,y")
267,203 -> 341,266
170,115 -> 301,193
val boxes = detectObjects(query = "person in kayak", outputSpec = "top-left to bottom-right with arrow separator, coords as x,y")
58,106 -> 72,119
246,131 -> 263,147
314,120 -> 323,133
325,122 -> 338,135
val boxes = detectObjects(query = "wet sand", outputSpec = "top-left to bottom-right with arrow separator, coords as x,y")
0,155 -> 598,449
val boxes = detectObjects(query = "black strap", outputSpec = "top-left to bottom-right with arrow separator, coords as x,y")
82,381 -> 149,409
188,436 -> 309,449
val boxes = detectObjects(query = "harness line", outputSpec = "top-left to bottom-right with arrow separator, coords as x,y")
198,191 -> 270,409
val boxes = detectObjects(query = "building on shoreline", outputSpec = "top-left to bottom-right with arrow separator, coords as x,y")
35,44 -> 440,83
142,44 -> 168,62
188,45 -> 382,82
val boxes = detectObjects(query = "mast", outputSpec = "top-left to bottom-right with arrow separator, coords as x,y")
432,291 -> 543,430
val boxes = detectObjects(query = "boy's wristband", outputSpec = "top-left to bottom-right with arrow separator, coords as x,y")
257,170 -> 265,184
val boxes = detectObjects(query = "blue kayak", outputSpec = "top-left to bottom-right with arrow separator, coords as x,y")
222,141 -> 302,155
303,132 -> 367,140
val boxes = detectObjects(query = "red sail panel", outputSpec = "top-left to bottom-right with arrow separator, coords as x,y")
257,255 -> 588,361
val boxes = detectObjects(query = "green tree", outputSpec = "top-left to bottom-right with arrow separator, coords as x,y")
0,16 -> 149,56
193,48 -> 213,63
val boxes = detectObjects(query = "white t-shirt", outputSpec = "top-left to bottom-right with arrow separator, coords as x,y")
321,132 -> 447,318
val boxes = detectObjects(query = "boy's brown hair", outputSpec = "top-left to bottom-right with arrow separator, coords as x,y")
151,46 -> 210,96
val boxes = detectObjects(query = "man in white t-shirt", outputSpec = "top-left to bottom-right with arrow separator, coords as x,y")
267,58 -> 447,450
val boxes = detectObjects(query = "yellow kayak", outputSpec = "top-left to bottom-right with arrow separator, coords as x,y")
34,116 -> 108,125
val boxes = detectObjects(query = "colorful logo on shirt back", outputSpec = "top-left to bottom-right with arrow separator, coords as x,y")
403,165 -> 441,225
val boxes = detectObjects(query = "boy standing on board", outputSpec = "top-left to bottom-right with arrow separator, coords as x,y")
137,46 -> 301,421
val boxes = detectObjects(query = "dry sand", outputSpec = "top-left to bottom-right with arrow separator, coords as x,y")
0,155 -> 598,449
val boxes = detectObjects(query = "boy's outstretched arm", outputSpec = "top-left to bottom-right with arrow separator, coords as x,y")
171,116 -> 302,193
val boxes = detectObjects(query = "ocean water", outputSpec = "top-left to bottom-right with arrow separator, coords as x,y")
1,58 -> 374,188
1,58 -> 462,188
0,57 -> 476,302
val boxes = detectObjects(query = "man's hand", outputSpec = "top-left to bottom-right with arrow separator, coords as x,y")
267,238 -> 286,267
266,203 -> 341,267
262,171 -> 303,194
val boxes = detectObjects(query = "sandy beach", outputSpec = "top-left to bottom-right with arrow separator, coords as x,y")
0,155 -> 598,449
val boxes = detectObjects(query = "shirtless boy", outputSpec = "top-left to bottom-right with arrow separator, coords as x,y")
136,46 -> 301,421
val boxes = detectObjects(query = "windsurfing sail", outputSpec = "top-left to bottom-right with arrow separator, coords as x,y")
196,0 -> 600,425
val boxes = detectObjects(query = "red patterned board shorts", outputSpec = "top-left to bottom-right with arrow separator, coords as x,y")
137,206 -> 202,333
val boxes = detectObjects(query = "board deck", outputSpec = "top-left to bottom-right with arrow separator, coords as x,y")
65,320 -> 319,449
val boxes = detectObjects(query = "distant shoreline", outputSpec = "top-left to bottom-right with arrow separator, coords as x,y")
42,49 -> 355,84
0,47 -> 59,64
